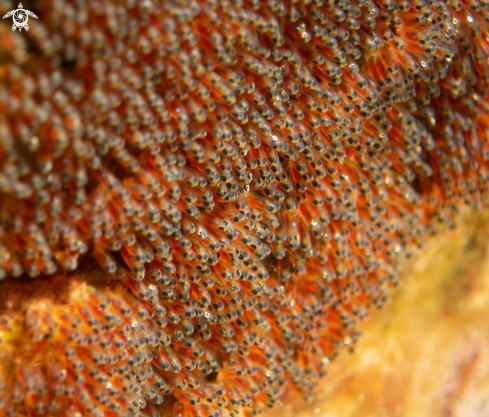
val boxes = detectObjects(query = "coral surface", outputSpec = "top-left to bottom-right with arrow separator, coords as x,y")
266,213 -> 489,417
0,0 -> 489,415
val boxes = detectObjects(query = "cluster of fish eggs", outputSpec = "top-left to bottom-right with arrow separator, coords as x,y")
0,0 -> 489,415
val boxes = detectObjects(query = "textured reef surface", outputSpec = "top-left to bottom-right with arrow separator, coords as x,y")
266,212 -> 489,417
0,0 -> 489,415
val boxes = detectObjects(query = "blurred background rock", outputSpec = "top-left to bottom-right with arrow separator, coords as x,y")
266,212 -> 489,417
